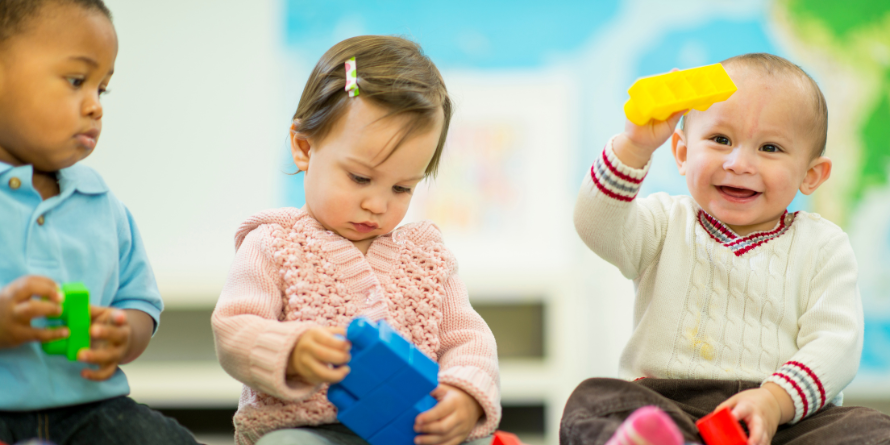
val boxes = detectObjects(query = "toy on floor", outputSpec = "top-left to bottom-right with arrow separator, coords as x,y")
491,430 -> 527,445
326,317 -> 439,445
624,63 -> 737,126
41,282 -> 90,361
696,407 -> 747,445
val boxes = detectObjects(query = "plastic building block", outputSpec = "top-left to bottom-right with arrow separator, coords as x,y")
327,317 -> 439,445
41,282 -> 90,361
491,430 -> 526,445
696,407 -> 747,445
624,63 -> 737,126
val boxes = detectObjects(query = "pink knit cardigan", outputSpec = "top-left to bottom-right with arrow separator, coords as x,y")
212,208 -> 501,445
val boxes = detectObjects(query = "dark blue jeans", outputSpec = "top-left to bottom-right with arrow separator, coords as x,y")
0,396 -> 198,445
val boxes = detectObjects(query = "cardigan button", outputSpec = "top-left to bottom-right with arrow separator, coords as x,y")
392,229 -> 406,245
37,215 -> 45,226
8,177 -> 21,190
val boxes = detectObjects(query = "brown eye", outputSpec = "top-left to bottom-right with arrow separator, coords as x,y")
393,185 -> 411,194
349,173 -> 370,184
761,144 -> 780,153
713,136 -> 730,145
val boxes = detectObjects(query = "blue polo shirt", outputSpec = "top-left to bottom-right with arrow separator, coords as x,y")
0,162 -> 163,410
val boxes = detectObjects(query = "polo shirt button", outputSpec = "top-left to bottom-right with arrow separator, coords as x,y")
8,177 -> 21,189
37,215 -> 45,226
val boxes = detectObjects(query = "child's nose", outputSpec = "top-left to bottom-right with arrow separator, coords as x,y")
361,193 -> 387,214
82,93 -> 103,120
723,147 -> 757,174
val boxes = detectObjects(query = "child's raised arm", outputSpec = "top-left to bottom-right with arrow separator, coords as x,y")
574,110 -> 685,280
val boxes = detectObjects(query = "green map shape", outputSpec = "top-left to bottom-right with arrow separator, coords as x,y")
782,0 -> 890,208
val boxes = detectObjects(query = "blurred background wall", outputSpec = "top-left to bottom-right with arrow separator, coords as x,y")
89,0 -> 890,443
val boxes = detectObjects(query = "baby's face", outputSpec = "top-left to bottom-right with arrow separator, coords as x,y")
673,68 -> 825,235
294,98 -> 442,244
0,4 -> 117,172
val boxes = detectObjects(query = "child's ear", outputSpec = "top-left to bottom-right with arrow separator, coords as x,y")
671,130 -> 688,176
800,156 -> 832,195
289,121 -> 312,172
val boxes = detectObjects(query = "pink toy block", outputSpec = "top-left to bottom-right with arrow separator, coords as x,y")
491,430 -> 525,445
696,407 -> 747,445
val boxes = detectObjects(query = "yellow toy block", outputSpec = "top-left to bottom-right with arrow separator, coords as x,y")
624,63 -> 737,126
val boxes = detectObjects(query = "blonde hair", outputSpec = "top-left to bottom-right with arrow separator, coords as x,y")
292,35 -> 452,177
682,53 -> 828,156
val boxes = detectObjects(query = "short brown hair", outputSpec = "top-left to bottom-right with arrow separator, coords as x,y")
0,0 -> 111,43
682,53 -> 828,156
292,35 -> 452,178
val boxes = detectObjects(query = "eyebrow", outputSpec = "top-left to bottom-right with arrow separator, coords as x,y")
68,56 -> 114,75
69,56 -> 98,67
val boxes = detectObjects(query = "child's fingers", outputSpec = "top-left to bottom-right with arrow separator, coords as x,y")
19,326 -> 69,343
316,328 -> 350,350
111,309 -> 128,325
90,323 -> 128,346
12,299 -> 62,321
89,305 -> 112,322
324,326 -> 346,336
304,359 -> 349,383
7,276 -> 60,303
415,398 -> 452,429
81,361 -> 119,381
78,344 -> 124,366
307,341 -> 350,365
665,109 -> 688,129
744,415 -> 764,445
414,432 -> 449,445
416,413 -> 457,435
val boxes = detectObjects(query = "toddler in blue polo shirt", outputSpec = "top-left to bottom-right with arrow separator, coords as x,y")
0,1 -> 197,443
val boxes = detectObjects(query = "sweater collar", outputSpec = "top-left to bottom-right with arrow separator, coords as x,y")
697,209 -> 797,257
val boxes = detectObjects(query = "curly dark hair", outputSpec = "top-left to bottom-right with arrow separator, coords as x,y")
0,0 -> 111,43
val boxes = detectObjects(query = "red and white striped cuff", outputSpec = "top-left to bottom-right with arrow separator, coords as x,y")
763,361 -> 827,423
589,138 -> 650,202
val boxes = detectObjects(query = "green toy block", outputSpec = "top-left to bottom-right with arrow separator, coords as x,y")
41,282 -> 90,361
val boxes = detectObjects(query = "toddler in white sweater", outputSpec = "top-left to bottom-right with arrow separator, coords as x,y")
560,53 -> 890,445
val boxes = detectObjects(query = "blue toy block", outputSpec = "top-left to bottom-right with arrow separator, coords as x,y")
327,317 -> 439,445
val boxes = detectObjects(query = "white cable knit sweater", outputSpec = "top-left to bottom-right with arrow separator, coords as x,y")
574,139 -> 864,423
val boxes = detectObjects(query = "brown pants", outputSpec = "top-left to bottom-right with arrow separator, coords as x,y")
560,378 -> 890,445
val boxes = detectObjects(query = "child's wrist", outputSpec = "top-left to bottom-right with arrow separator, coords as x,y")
762,382 -> 794,424
613,133 -> 654,169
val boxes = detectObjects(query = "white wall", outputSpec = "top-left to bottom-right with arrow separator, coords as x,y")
87,0 -> 290,307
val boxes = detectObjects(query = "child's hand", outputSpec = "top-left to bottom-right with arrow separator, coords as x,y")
287,326 -> 351,384
414,384 -> 483,445
78,306 -> 132,381
613,68 -> 687,169
0,275 -> 68,349
713,384 -> 793,445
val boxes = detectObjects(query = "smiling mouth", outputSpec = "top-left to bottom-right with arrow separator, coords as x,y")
718,186 -> 761,201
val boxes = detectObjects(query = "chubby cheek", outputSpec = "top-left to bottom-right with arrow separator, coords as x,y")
379,196 -> 410,232
684,156 -> 716,202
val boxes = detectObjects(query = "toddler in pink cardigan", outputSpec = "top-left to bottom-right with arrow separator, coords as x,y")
211,35 -> 501,445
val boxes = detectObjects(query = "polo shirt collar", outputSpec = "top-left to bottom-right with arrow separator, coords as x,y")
0,162 -> 108,195
57,164 -> 109,195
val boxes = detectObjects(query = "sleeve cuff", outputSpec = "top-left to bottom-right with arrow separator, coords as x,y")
111,299 -> 162,335
589,135 -> 651,202
249,321 -> 320,401
439,365 -> 501,440
763,361 -> 828,423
